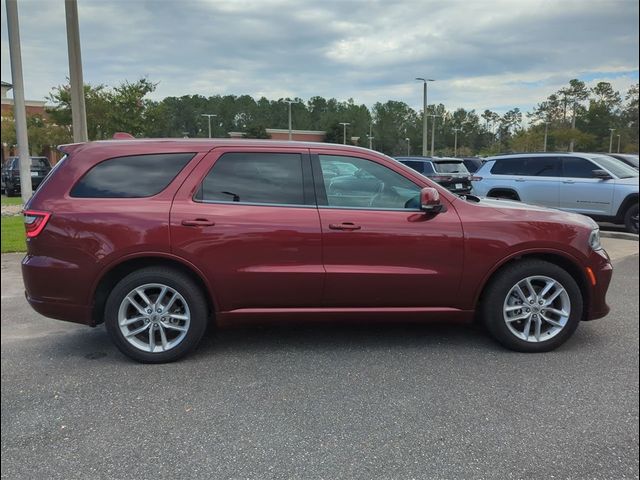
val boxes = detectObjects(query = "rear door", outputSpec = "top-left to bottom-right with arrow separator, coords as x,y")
559,156 -> 615,215
490,157 -> 561,207
170,147 -> 324,311
312,149 -> 464,308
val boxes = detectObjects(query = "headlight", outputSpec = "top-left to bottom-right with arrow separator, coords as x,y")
589,228 -> 602,251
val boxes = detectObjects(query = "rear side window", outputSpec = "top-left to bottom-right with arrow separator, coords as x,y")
402,161 -> 425,173
71,153 -> 195,198
491,157 -> 560,176
196,152 -> 305,205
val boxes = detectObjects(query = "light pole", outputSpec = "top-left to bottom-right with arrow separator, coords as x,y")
416,78 -> 434,156
285,100 -> 299,140
608,128 -> 615,153
428,114 -> 442,157
616,134 -> 621,153
368,123 -> 374,149
543,121 -> 549,152
65,0 -> 88,143
201,113 -> 217,138
453,127 -> 462,157
405,138 -> 411,156
339,122 -> 350,144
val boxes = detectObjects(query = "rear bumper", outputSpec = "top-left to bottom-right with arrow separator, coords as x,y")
25,292 -> 94,326
584,248 -> 613,321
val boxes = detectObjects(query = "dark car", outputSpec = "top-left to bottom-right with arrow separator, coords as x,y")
395,156 -> 472,194
1,156 -> 52,197
22,139 -> 612,362
606,153 -> 639,170
462,157 -> 485,173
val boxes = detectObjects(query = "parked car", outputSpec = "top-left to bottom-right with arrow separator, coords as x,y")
462,157 -> 485,173
606,153 -> 639,170
1,156 -> 52,197
23,139 -> 612,362
472,153 -> 639,234
395,156 -> 472,195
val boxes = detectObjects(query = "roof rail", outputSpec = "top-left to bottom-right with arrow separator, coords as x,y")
113,132 -> 135,139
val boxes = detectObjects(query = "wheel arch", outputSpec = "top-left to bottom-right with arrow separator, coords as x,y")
615,193 -> 639,221
474,250 -> 590,321
91,254 -> 218,325
486,188 -> 521,201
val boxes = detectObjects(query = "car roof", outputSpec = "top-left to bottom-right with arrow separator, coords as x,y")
485,152 -> 603,160
395,156 -> 464,162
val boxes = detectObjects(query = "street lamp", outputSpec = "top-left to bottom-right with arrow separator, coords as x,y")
608,128 -> 616,153
428,114 -> 443,157
201,113 -> 217,138
543,121 -> 549,152
368,123 -> 374,150
453,127 -> 463,157
416,78 -> 435,156
285,100 -> 300,140
405,137 -> 411,156
339,122 -> 350,144
616,134 -> 621,153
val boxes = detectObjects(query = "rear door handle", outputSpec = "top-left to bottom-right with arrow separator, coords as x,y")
329,222 -> 361,231
181,218 -> 216,227
515,178 -> 526,182
562,180 -> 575,184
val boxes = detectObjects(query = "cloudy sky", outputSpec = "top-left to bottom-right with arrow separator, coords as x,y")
1,0 -> 638,115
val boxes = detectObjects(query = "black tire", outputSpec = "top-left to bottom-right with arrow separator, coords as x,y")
481,260 -> 583,352
104,266 -> 209,363
624,202 -> 639,234
5,184 -> 15,197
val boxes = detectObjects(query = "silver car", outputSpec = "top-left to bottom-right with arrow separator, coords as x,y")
472,153 -> 639,233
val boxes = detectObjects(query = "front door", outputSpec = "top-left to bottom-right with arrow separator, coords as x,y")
559,156 -> 615,215
170,147 -> 323,311
312,151 -> 464,308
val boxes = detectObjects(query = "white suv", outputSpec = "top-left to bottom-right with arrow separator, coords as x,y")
472,153 -> 639,233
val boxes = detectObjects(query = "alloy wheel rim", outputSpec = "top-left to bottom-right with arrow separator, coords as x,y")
118,283 -> 190,353
503,275 -> 571,343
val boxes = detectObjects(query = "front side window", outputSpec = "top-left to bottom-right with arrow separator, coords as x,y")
319,155 -> 421,209
71,153 -> 195,198
562,157 -> 600,178
197,152 -> 305,205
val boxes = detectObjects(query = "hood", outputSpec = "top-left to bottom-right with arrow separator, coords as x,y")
468,197 -> 598,229
615,176 -> 639,186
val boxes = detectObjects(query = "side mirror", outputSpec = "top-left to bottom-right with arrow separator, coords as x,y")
420,187 -> 444,213
593,169 -> 613,180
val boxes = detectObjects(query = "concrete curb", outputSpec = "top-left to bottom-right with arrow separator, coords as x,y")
600,231 -> 639,241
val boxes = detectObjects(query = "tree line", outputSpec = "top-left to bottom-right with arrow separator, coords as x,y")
2,77 -> 638,157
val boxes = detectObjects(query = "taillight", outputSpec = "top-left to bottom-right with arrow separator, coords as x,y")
470,176 -> 483,182
23,210 -> 51,238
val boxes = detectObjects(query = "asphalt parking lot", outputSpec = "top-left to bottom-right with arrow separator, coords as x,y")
1,239 -> 638,480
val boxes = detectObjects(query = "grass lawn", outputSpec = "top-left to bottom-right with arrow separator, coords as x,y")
1,196 -> 24,206
1,216 -> 26,253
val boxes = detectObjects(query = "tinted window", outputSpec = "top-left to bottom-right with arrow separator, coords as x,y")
585,154 -> 638,178
491,157 -> 560,176
31,158 -> 49,169
433,161 -> 469,174
319,155 -> 420,209
198,153 -> 305,205
71,153 -> 194,198
401,161 -> 425,174
562,157 -> 600,178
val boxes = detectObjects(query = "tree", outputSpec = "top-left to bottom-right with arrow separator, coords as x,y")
242,125 -> 270,139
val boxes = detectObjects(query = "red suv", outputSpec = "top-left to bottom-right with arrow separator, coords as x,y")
22,139 -> 613,362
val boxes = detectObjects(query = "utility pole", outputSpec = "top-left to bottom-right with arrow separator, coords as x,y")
65,0 -> 88,142
285,100 -> 298,140
368,123 -> 374,149
608,128 -> 615,153
405,137 -> 411,156
543,121 -> 549,152
6,0 -> 32,202
453,127 -> 462,157
416,78 -> 434,156
428,114 -> 442,157
616,134 -> 621,153
201,114 -> 216,138
339,122 -> 350,144
569,100 -> 577,152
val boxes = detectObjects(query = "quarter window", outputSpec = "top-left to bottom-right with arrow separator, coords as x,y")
71,153 -> 195,198
319,155 -> 421,209
197,152 -> 306,205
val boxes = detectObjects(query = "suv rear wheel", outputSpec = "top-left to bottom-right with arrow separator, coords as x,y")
104,266 -> 208,363
481,260 -> 582,352
624,202 -> 639,234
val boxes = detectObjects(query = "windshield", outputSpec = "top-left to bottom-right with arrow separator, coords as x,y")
616,154 -> 639,168
31,158 -> 49,169
433,161 -> 469,174
587,154 -> 639,179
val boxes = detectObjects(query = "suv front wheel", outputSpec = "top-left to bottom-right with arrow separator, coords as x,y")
104,266 -> 209,363
481,260 -> 582,352
624,202 -> 639,234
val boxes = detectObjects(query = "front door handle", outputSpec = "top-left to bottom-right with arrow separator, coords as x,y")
329,222 -> 361,231
562,180 -> 575,184
181,218 -> 216,227
515,178 -> 526,182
